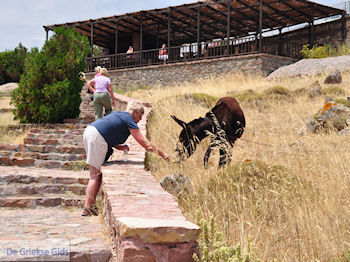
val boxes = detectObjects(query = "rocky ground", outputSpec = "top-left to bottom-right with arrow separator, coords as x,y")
268,55 -> 350,79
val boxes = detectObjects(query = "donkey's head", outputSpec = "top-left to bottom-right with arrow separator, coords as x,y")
171,115 -> 197,161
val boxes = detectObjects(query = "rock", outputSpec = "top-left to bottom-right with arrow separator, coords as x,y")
324,69 -> 342,84
267,56 -> 350,79
305,117 -> 321,133
308,81 -> 322,98
160,174 -> 192,197
318,102 -> 350,131
304,101 -> 350,134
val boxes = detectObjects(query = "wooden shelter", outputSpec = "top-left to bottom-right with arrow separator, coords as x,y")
44,0 -> 345,70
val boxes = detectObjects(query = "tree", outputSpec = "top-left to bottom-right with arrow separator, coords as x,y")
11,27 -> 91,123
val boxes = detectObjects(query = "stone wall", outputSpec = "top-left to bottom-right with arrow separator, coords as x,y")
271,16 -> 349,47
85,53 -> 295,91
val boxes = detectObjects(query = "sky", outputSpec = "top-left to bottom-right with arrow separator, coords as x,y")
0,0 -> 346,52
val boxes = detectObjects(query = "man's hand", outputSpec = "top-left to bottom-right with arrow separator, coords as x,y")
159,151 -> 170,161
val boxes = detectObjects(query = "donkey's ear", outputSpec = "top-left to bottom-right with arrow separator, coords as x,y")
171,115 -> 187,128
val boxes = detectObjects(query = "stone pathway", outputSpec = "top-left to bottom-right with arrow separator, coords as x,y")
0,207 -> 112,261
0,166 -> 113,261
0,90 -> 200,261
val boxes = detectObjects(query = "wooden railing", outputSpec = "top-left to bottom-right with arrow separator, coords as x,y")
85,37 -> 303,72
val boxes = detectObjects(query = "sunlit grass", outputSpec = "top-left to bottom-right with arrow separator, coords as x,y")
0,96 -> 24,144
130,71 -> 350,260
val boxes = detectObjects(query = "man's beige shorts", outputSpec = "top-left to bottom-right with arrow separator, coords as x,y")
83,126 -> 108,170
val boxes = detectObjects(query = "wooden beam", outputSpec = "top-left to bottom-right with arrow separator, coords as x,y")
227,0 -> 230,41
157,23 -> 160,48
197,5 -> 201,42
259,0 -> 263,52
204,5 -> 252,36
115,21 -> 118,54
168,7 -> 171,47
143,12 -> 194,39
310,3 -> 315,47
45,28 -> 49,41
234,0 -> 284,28
140,12 -> 143,51
173,8 -> 219,39
90,22 -> 94,57
261,0 -> 300,26
342,11 -> 347,43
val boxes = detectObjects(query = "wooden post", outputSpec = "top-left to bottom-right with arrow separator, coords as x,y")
310,4 -> 315,47
140,12 -> 143,51
156,23 -> 160,48
197,4 -> 201,57
90,21 -> 94,57
259,0 -> 263,52
115,19 -> 118,54
227,0 -> 231,53
140,12 -> 143,66
342,11 -> 347,43
168,8 -> 171,48
45,28 -> 49,42
278,28 -> 282,56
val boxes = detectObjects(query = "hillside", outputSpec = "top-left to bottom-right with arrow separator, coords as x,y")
129,71 -> 350,260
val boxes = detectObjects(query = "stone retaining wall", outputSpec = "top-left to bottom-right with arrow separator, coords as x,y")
100,94 -> 200,261
85,53 -> 295,91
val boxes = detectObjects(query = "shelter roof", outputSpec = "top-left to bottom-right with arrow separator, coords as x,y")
44,0 -> 344,48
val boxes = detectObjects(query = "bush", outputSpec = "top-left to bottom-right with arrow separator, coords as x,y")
193,215 -> 258,262
300,44 -> 349,59
322,86 -> 345,96
183,93 -> 218,108
0,43 -> 28,84
11,27 -> 91,123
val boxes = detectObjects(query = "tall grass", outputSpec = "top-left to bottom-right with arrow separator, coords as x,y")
130,72 -> 350,260
0,95 -> 24,144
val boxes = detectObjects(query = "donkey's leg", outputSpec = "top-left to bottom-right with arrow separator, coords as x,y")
204,145 -> 213,168
218,148 -> 228,168
227,144 -> 233,166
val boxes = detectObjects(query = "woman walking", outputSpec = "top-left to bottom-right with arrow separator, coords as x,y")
87,68 -> 116,120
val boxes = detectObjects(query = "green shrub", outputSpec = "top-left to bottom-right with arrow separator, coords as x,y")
322,86 -> 345,96
193,215 -> 258,262
62,161 -> 89,171
262,86 -> 291,98
0,43 -> 28,84
11,27 -> 90,123
183,93 -> 218,108
335,98 -> 350,108
300,44 -> 349,59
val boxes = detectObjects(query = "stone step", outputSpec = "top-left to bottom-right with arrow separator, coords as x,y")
28,128 -> 85,135
12,151 -> 85,161
34,159 -> 69,169
0,156 -> 36,167
0,183 -> 86,196
0,172 -> 89,185
63,118 -> 91,124
23,137 -> 83,147
25,144 -> 85,154
0,196 -> 84,208
1,156 -> 74,169
27,132 -> 83,141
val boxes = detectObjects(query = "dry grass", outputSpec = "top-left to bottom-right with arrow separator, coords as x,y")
0,96 -> 25,144
130,72 -> 350,261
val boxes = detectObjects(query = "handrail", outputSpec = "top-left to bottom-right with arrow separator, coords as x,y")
85,37 -> 303,72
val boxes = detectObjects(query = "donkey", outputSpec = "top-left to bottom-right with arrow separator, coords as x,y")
171,97 -> 245,168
